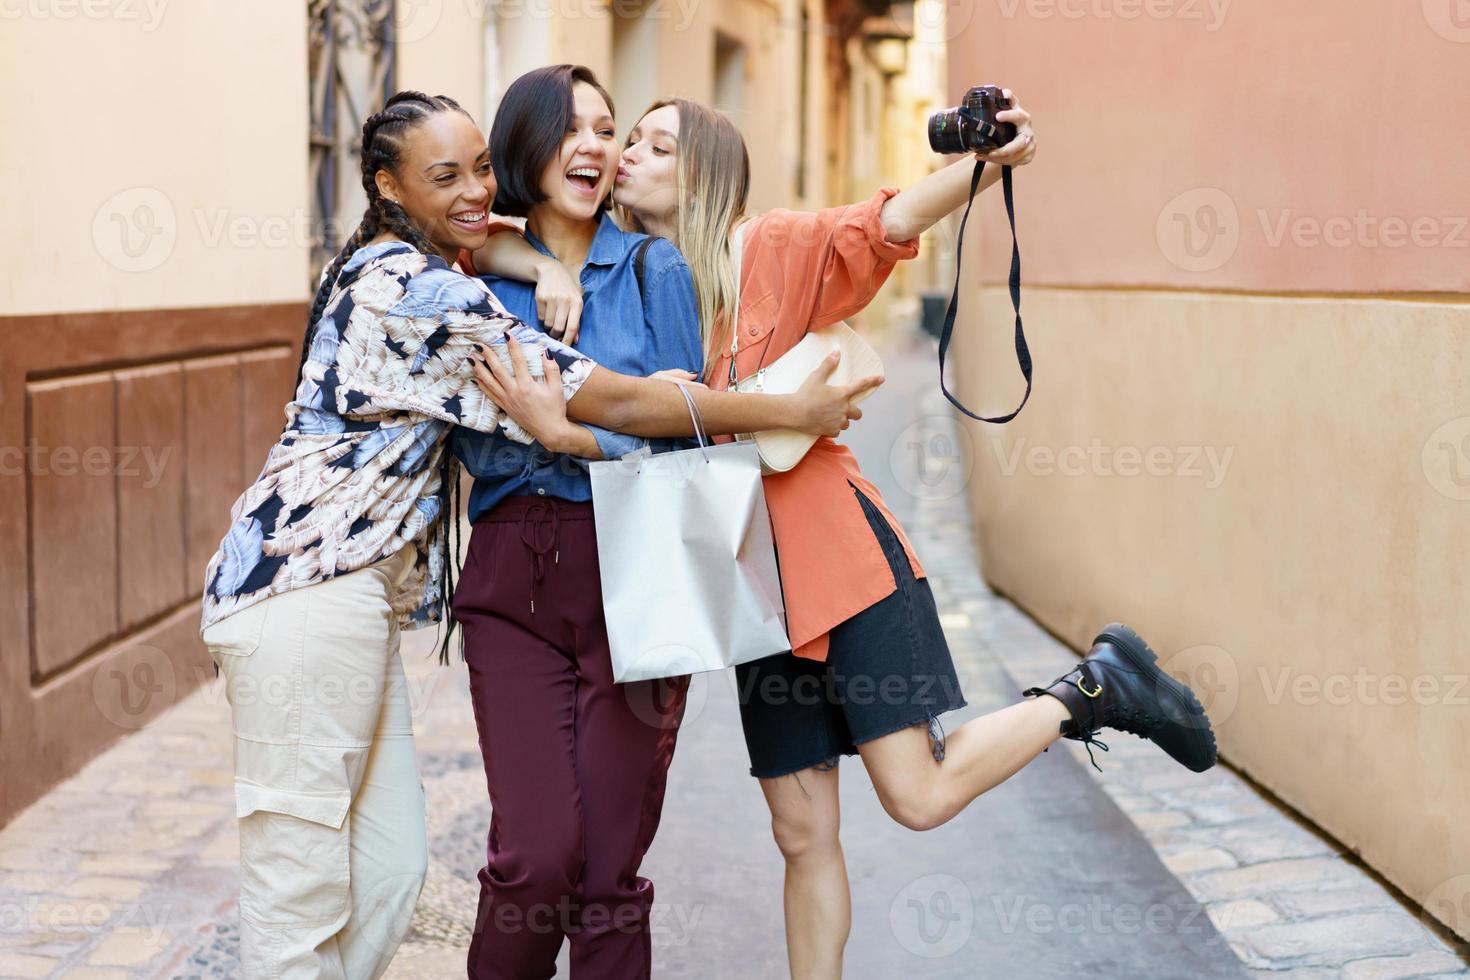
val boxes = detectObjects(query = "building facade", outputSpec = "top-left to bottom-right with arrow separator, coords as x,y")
946,0 -> 1470,941
0,0 -> 942,826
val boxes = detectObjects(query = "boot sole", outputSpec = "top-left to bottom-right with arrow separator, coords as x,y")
1096,622 -> 1218,772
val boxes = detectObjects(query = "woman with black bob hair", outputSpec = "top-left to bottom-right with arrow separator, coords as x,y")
450,64 -> 713,980
198,88 -> 873,979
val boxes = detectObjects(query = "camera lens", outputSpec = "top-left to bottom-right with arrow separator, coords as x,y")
928,109 -> 966,155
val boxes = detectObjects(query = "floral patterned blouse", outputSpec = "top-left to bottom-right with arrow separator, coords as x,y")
199,241 -> 595,633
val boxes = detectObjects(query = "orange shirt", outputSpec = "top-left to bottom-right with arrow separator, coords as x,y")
707,188 -> 925,662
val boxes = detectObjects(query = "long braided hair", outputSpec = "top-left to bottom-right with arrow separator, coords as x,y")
299,90 -> 475,663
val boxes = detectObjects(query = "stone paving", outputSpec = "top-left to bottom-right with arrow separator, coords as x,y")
0,330 -> 1465,978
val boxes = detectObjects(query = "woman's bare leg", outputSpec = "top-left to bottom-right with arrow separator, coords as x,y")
758,763 -> 849,980
856,696 -> 1071,831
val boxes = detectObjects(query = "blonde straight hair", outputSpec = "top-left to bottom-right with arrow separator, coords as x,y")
621,98 -> 750,372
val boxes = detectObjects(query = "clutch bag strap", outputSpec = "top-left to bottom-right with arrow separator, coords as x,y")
727,219 -> 749,386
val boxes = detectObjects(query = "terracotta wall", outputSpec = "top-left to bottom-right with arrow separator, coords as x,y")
947,0 -> 1470,939
0,2 -> 309,824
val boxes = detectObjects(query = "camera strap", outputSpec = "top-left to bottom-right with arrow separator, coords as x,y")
938,160 -> 1031,424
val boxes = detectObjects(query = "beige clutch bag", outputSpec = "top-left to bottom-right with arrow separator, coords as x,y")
727,220 -> 884,474
733,321 -> 884,473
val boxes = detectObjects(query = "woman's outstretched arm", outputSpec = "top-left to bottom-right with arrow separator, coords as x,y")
878,91 -> 1036,243
471,334 -> 879,449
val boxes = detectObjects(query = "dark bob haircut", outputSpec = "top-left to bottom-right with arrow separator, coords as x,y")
489,64 -> 616,217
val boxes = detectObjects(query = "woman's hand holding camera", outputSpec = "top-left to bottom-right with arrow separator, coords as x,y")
978,89 -> 1036,168
882,87 -> 1037,242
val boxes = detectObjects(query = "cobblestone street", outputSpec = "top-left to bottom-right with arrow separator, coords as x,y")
1,329 -> 1465,979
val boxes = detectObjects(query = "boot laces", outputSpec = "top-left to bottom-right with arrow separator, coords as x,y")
1074,731 -> 1110,772
1026,667 -> 1114,772
1102,702 -> 1164,739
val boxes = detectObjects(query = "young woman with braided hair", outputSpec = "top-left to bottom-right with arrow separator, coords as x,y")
198,89 -> 877,979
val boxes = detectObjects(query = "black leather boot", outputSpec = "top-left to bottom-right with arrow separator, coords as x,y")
1023,623 -> 1217,773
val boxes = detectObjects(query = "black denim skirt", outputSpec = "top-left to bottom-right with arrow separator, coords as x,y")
734,484 -> 968,779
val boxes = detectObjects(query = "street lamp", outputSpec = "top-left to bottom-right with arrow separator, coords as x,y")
862,15 -> 911,76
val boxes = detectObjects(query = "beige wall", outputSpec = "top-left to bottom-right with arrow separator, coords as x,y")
0,1 -> 308,316
0,0 -> 940,828
949,0 -> 1470,939
396,0 -> 493,123
706,0 -> 799,215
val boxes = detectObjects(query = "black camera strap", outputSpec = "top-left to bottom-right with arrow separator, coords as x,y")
938,160 -> 1031,423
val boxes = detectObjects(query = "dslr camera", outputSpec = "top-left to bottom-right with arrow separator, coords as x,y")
928,85 -> 1017,155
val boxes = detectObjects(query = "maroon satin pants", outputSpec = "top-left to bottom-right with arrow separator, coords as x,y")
452,496 -> 688,980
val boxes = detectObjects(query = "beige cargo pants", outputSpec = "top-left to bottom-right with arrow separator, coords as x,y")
203,545 -> 426,979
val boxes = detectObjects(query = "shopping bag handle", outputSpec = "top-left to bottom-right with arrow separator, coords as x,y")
671,381 -> 711,456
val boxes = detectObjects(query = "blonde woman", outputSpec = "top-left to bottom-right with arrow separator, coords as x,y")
488,94 -> 1220,979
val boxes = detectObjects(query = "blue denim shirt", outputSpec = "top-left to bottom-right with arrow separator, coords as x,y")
452,213 -> 703,521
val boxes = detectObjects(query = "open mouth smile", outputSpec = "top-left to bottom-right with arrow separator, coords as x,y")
566,165 -> 603,197
450,210 -> 488,233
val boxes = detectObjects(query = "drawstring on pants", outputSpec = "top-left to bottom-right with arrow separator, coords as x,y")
519,502 -> 561,615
